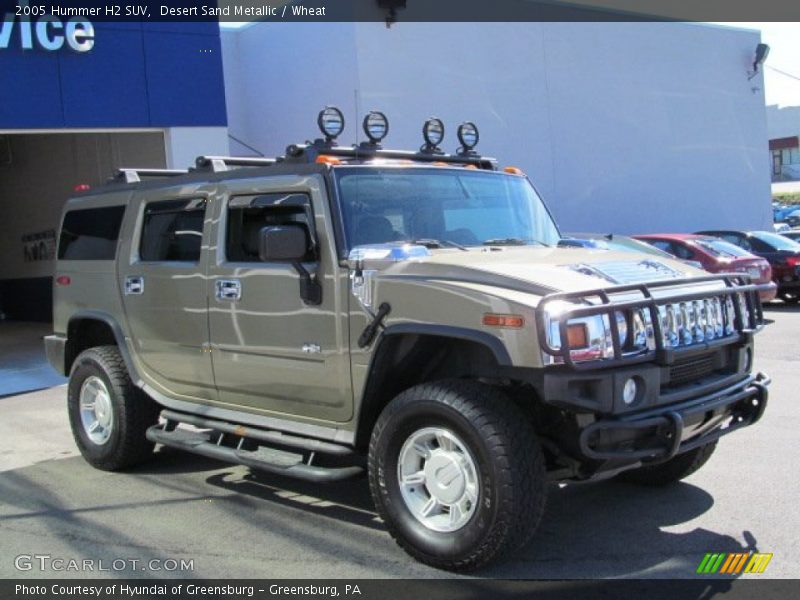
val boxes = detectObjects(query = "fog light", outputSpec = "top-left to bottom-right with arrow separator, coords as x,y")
318,106 -> 345,141
422,117 -> 445,149
363,111 -> 388,143
457,121 -> 479,151
622,378 -> 638,405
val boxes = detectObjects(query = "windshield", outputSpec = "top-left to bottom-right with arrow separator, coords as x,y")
751,231 -> 800,251
694,238 -> 752,258
334,167 -> 561,251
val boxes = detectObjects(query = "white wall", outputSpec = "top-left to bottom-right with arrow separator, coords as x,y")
164,127 -> 230,169
222,21 -> 773,234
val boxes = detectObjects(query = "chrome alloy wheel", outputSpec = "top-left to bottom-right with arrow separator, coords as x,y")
79,376 -> 114,445
397,427 -> 480,532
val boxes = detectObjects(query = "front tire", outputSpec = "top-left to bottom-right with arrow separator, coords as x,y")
779,290 -> 800,304
368,380 -> 546,571
616,442 -> 717,486
68,345 -> 159,471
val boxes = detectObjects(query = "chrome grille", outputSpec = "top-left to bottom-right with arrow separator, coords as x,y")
655,296 -> 739,348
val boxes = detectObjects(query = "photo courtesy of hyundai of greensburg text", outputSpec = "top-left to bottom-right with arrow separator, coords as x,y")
1,0 -> 799,598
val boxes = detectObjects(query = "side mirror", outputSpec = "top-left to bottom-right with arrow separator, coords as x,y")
258,225 -> 309,263
258,225 -> 322,305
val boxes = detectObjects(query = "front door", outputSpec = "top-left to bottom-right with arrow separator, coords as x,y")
118,190 -> 215,401
207,175 -> 352,422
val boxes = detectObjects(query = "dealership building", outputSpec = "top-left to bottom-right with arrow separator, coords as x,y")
0,16 -> 773,321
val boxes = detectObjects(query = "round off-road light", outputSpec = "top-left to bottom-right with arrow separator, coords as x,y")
318,106 -> 345,140
422,117 -> 445,148
363,111 -> 389,143
457,122 -> 479,150
622,378 -> 638,405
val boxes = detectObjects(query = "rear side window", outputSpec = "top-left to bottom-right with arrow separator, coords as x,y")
58,206 -> 126,260
140,199 -> 206,262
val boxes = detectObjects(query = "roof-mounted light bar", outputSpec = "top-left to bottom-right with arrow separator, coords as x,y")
363,111 -> 389,145
456,121 -> 480,155
318,106 -> 345,143
421,117 -> 445,154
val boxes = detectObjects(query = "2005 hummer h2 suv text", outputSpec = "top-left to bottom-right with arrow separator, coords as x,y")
46,108 -> 770,571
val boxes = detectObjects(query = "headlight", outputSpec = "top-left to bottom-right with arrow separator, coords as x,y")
543,302 -> 610,363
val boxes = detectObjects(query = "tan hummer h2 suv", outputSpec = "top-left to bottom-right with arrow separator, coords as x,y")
46,108 -> 770,571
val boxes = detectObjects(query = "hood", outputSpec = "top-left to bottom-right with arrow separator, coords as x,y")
352,244 -> 708,298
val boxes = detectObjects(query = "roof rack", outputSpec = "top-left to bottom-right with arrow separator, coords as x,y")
195,155 -> 278,173
284,142 -> 497,170
113,168 -> 189,184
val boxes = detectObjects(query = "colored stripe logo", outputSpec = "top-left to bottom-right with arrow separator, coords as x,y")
697,552 -> 773,574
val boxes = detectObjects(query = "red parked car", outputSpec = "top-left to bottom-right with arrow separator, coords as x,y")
633,233 -> 777,303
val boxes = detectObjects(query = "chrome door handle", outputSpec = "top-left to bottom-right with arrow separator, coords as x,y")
124,276 -> 144,295
216,279 -> 242,301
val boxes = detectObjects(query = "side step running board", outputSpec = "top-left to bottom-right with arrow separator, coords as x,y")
146,425 -> 363,483
160,409 -> 353,456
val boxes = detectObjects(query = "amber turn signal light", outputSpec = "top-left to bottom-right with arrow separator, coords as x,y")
566,323 -> 589,348
482,314 -> 525,328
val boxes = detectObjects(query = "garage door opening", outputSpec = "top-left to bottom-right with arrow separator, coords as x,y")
0,131 -> 166,322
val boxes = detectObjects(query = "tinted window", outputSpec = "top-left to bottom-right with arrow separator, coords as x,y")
226,193 -> 314,262
335,168 -> 560,250
58,206 -> 125,260
750,231 -> 800,252
694,238 -> 752,258
140,199 -> 205,262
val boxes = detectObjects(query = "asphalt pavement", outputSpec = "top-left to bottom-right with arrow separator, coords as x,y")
1,306 -> 798,579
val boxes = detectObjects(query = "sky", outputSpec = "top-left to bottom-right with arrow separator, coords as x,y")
713,23 -> 800,108
220,21 -> 800,108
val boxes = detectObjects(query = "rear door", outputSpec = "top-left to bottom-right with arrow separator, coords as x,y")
206,175 -> 352,422
118,187 -> 215,401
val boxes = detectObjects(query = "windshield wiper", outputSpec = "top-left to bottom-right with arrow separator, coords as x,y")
409,238 -> 468,251
482,237 -> 547,247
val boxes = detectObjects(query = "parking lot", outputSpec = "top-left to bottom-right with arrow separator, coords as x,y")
1,305 -> 798,580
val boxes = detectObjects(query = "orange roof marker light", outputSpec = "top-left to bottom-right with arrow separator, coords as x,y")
316,155 -> 342,166
503,166 -> 525,176
482,314 -> 525,329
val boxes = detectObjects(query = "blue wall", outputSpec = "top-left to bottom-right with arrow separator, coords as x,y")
0,22 -> 227,129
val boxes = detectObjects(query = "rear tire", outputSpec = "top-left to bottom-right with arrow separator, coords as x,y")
779,291 -> 800,304
616,442 -> 717,486
67,345 -> 159,471
368,380 -> 546,571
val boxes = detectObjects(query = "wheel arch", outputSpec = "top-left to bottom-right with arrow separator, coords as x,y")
353,324 -> 511,451
66,310 -> 140,384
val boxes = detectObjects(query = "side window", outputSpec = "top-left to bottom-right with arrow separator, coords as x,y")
140,199 -> 206,262
648,240 -> 673,254
748,238 -> 772,253
722,234 -> 750,250
671,243 -> 694,260
226,193 -> 315,262
58,206 -> 126,260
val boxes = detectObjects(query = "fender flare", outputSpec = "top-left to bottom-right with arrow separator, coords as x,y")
378,323 -> 512,366
67,310 -> 142,385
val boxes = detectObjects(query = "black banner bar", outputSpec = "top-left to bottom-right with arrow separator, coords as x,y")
3,0 -> 800,23
3,579 -> 800,600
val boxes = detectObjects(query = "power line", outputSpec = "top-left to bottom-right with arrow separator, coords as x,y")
767,65 -> 800,83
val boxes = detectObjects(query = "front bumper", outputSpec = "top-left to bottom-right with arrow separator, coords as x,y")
578,372 -> 770,462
